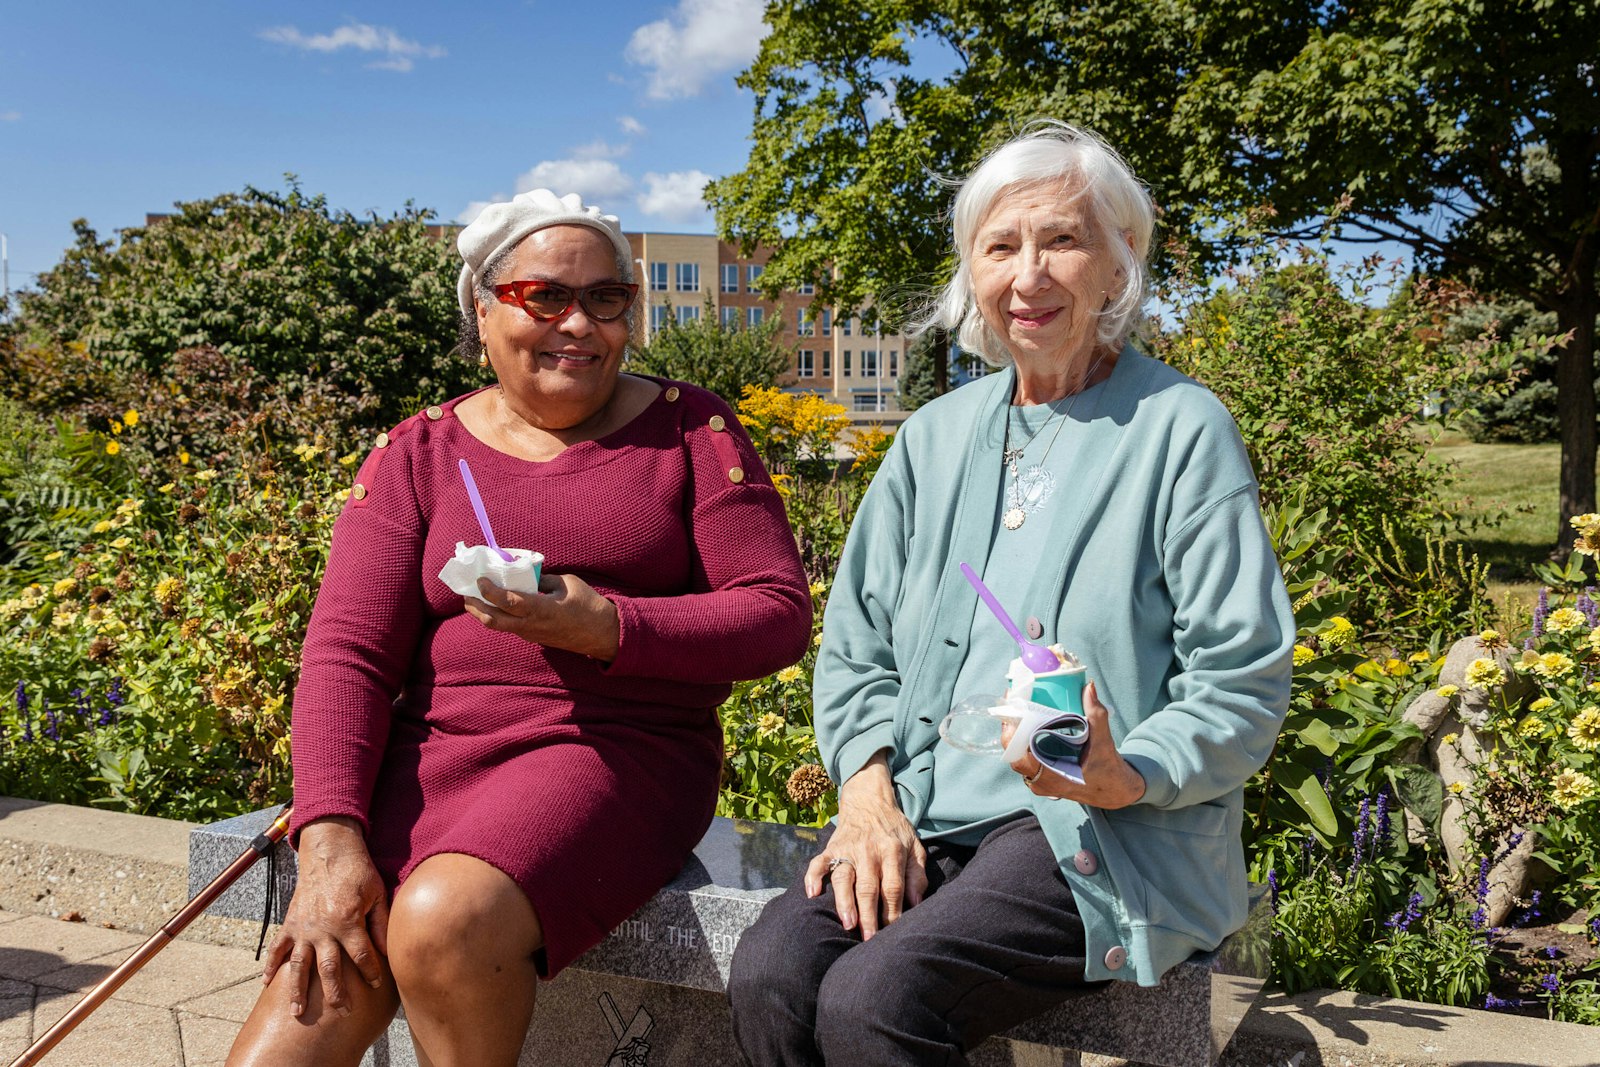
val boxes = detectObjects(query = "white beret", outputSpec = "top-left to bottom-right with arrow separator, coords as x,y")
455,189 -> 634,316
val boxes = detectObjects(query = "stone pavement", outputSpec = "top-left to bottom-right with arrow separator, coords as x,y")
0,907 -> 260,1067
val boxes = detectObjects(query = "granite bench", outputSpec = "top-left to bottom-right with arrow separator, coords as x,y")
190,809 -> 1270,1067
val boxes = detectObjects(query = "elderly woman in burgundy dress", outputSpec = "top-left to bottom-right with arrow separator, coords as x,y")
226,190 -> 812,1067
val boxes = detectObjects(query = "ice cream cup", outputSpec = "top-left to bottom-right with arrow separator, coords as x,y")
1028,665 -> 1087,715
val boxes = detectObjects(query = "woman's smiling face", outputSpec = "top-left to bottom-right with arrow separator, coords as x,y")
475,225 -> 632,431
969,180 -> 1125,375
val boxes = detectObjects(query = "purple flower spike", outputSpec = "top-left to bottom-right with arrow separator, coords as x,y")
1350,794 -> 1372,872
1541,973 -> 1560,994
1375,790 -> 1391,847
14,680 -> 26,714
43,698 -> 58,741
1267,868 -> 1280,914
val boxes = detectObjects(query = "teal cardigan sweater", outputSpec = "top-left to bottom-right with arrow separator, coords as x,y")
813,348 -> 1294,986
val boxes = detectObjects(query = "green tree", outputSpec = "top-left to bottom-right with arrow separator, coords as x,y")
626,293 -> 791,405
12,182 -> 471,430
714,0 -> 1600,545
896,329 -> 945,412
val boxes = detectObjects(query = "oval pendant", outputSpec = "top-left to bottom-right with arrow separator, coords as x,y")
1003,506 -> 1026,530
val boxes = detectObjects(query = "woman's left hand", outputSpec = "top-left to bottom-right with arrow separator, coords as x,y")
464,573 -> 621,661
1006,680 -> 1146,809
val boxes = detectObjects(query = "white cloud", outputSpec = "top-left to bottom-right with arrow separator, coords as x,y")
514,159 -> 634,202
625,0 -> 766,99
619,115 -> 646,136
572,139 -> 630,161
259,23 -> 446,72
637,170 -> 713,224
456,200 -> 499,225
0,110 -> 19,122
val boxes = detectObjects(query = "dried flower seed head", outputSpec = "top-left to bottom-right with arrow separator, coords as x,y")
87,637 -> 118,664
297,502 -> 318,520
785,763 -> 832,807
179,617 -> 203,641
114,570 -> 134,592
72,559 -> 95,580
154,576 -> 184,606
177,503 -> 202,526
88,585 -> 112,605
142,529 -> 159,545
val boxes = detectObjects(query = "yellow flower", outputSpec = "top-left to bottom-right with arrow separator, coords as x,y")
1529,696 -> 1557,713
1447,781 -> 1466,795
1441,732 -> 1459,745
43,550 -> 64,562
51,577 -> 78,599
1478,629 -> 1508,650
1573,514 -> 1600,557
1384,657 -> 1408,676
1408,651 -> 1432,664
334,487 -> 352,503
178,450 -> 191,465
1533,652 -> 1576,679
109,536 -> 132,550
1551,769 -> 1597,809
196,469 -> 219,482
1321,616 -> 1356,650
51,605 -> 78,630
116,498 -> 141,515
775,665 -> 804,684
104,440 -> 121,456
1293,644 -> 1316,666
92,519 -> 113,534
154,576 -> 184,605
1437,684 -> 1459,699
813,631 -> 824,647
158,482 -> 175,494
1568,706 -> 1600,752
122,409 -> 139,427
808,581 -> 828,598
1464,658 -> 1506,689
756,712 -> 784,736
1520,716 -> 1547,738
110,421 -> 122,435
1546,608 -> 1587,635
339,453 -> 359,467
292,443 -> 326,462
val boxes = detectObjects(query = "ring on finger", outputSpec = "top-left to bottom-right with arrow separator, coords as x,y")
826,857 -> 854,874
1024,764 -> 1046,786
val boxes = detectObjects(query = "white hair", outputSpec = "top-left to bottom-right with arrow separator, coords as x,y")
921,120 -> 1156,367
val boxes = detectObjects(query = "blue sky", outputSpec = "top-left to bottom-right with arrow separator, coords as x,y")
0,0 -> 773,292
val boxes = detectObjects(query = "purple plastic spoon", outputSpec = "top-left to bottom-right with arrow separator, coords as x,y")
458,458 -> 515,563
959,561 -> 1060,674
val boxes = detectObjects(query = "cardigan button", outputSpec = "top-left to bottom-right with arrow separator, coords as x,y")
351,484 -> 367,501
1103,946 -> 1127,971
425,405 -> 443,420
709,414 -> 727,432
1025,616 -> 1043,639
728,466 -> 745,484
665,386 -> 681,402
1073,849 -> 1099,876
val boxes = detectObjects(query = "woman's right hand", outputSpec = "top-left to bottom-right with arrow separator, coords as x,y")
804,752 -> 928,940
261,816 -> 390,1017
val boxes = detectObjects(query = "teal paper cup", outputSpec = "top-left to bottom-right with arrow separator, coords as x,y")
1029,666 -> 1087,715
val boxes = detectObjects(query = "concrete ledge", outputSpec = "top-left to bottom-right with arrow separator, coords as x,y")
0,796 -> 269,950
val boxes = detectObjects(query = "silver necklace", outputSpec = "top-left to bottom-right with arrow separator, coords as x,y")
1001,353 -> 1106,531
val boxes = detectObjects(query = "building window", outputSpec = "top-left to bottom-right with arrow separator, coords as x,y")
677,304 -> 700,325
746,264 -> 764,288
676,262 -> 700,293
721,305 -> 740,328
854,394 -> 885,412
841,314 -> 852,337
889,349 -> 898,376
797,350 -> 814,378
820,308 -> 832,337
650,304 -> 669,331
649,262 -> 668,292
747,306 -> 764,328
862,349 -> 879,377
797,308 -> 814,336
721,264 -> 739,293
797,282 -> 815,295
842,350 -> 852,377
821,349 -> 832,377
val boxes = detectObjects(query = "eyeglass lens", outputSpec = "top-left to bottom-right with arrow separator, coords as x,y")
519,283 -> 634,322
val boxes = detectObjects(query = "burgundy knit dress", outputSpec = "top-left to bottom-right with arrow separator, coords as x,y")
288,379 -> 812,976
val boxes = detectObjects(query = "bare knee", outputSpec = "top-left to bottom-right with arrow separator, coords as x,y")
388,853 -> 542,991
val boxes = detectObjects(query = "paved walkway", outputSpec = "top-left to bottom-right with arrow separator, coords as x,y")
0,907 -> 261,1066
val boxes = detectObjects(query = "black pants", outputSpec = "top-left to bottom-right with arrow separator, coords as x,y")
727,815 -> 1098,1067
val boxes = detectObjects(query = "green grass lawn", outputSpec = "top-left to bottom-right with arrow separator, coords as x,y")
1426,427 -> 1598,614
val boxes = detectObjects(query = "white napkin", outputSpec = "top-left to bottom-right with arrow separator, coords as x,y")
437,542 -> 543,598
994,697 -> 1090,784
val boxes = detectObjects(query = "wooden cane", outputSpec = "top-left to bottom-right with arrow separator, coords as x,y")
7,806 -> 293,1067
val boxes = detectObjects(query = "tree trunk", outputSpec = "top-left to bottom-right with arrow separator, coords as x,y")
934,325 -> 950,396
1554,281 -> 1598,552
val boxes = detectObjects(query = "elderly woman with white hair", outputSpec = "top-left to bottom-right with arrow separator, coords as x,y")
225,190 -> 812,1067
727,122 -> 1294,1065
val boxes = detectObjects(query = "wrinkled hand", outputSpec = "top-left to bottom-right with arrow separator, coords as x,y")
1004,681 -> 1146,809
804,753 -> 928,940
261,817 -> 389,1018
464,572 -> 621,661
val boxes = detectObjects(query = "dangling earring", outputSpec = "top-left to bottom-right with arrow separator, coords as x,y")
478,347 -> 489,369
